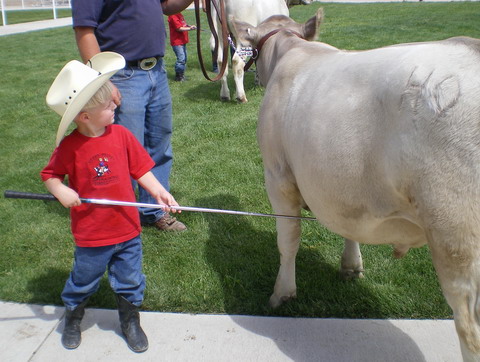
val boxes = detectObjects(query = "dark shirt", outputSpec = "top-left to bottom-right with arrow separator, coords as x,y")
72,0 -> 167,62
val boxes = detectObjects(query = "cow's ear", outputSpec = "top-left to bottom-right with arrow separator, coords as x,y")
303,7 -> 323,41
230,16 -> 256,47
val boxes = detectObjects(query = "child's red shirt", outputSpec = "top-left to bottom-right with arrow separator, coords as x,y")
168,13 -> 189,46
41,125 -> 154,247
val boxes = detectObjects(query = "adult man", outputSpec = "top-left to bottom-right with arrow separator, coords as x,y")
72,0 -> 195,231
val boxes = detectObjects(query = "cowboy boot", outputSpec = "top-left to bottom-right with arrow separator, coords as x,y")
175,72 -> 185,82
62,299 -> 88,349
212,50 -> 219,73
115,294 -> 148,353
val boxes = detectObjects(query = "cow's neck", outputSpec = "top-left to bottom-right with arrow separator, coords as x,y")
256,32 -> 306,86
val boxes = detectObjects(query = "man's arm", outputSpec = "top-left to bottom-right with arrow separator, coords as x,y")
177,25 -> 196,32
74,26 -> 122,105
162,0 -> 194,16
74,26 -> 101,63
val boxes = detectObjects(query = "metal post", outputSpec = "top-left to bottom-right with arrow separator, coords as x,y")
1,0 -> 6,27
52,0 -> 57,20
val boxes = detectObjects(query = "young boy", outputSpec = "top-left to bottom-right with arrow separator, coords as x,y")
41,52 -> 180,353
168,12 -> 196,81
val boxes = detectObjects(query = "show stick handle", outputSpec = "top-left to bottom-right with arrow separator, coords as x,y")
4,190 -> 58,201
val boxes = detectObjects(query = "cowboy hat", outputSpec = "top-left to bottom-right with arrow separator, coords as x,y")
46,52 -> 125,146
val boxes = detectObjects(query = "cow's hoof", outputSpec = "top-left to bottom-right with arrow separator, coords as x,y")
269,292 -> 296,308
393,245 -> 410,259
221,96 -> 230,102
236,96 -> 248,103
340,268 -> 364,280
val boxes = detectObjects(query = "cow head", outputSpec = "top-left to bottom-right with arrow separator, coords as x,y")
231,8 -> 323,50
231,8 -> 323,87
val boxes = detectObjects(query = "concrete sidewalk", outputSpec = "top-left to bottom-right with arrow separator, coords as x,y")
0,301 -> 461,362
0,17 -> 72,37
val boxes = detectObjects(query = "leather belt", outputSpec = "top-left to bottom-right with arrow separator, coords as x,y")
126,56 -> 162,71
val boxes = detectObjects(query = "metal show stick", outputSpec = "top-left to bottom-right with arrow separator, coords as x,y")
4,190 -> 317,221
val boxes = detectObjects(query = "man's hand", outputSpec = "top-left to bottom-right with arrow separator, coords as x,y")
112,84 -> 122,106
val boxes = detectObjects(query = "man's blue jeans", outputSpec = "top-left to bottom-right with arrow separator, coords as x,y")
61,236 -> 146,310
172,45 -> 187,74
110,59 -> 172,224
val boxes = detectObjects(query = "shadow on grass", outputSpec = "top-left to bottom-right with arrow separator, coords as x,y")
26,267 -> 116,310
199,193 -> 389,318
26,267 -> 67,306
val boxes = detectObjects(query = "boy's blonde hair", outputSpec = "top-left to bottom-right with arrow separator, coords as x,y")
81,81 -> 114,111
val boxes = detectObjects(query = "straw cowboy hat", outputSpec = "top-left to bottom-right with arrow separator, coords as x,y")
46,52 -> 125,146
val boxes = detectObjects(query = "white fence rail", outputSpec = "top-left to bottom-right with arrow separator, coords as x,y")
1,0 -> 71,26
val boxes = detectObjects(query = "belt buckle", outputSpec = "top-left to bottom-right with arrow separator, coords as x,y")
139,57 -> 157,71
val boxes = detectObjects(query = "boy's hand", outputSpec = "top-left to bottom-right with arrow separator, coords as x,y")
56,188 -> 81,208
155,191 -> 181,214
137,171 -> 182,213
44,178 -> 81,208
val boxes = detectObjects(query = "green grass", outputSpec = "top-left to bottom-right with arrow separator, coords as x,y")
0,9 -> 72,26
1,2 -> 479,318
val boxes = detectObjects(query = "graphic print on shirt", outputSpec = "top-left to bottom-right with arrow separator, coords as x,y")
88,153 -> 120,186
94,157 -> 110,177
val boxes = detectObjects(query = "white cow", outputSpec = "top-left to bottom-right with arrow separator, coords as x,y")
233,9 -> 480,361
285,0 -> 312,6
209,0 -> 289,103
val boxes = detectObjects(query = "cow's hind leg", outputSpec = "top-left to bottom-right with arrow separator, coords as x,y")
340,238 -> 364,280
266,172 -> 303,308
429,233 -> 480,361
269,217 -> 301,308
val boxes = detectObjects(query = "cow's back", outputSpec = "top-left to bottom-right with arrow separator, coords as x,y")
226,0 -> 289,27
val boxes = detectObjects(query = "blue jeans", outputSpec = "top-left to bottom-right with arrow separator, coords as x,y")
172,45 -> 187,74
61,236 -> 146,310
110,59 -> 172,223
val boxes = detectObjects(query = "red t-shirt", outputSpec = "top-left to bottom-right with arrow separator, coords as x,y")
40,125 -> 154,247
168,13 -> 189,46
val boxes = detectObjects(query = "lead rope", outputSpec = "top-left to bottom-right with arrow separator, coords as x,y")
194,0 -> 229,82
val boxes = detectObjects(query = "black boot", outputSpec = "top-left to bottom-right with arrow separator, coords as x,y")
62,299 -> 87,349
175,72 -> 185,82
211,50 -> 219,73
115,294 -> 148,353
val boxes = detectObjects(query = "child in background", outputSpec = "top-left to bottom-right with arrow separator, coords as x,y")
168,12 -> 196,81
41,52 -> 180,353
